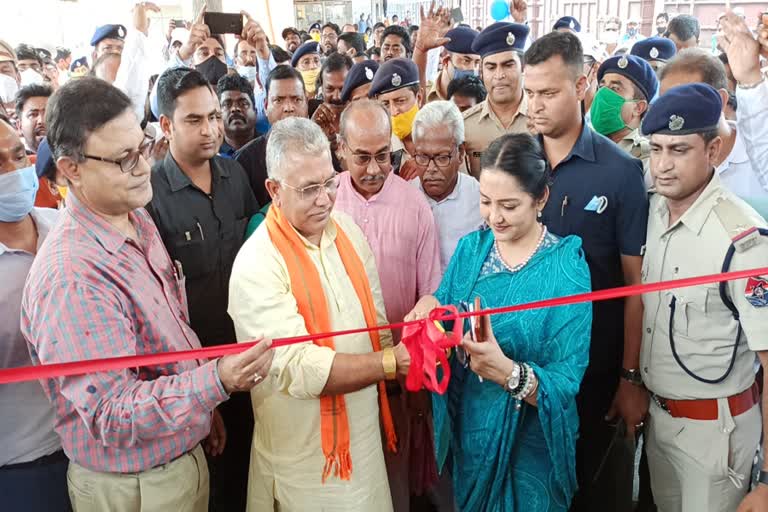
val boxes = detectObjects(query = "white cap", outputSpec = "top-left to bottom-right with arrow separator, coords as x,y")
579,32 -> 608,62
170,28 -> 190,45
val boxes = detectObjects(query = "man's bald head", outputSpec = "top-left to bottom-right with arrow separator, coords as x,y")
339,99 -> 390,141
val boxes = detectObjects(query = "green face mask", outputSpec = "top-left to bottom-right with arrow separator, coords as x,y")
590,87 -> 630,136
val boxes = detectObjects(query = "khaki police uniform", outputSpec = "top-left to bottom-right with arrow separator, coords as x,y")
426,70 -> 448,103
640,174 -> 768,512
462,94 -> 529,178
617,128 -> 652,189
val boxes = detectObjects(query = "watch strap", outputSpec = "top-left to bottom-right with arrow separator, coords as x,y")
621,368 -> 643,386
759,470 -> 768,486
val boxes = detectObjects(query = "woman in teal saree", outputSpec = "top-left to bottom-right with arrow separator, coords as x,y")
407,134 -> 592,511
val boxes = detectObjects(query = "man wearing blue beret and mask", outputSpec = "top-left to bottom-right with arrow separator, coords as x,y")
553,15 -> 581,34
592,54 -> 658,187
630,36 -> 677,75
640,82 -> 768,512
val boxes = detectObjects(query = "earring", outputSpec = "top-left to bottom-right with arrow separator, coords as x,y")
537,210 -> 542,218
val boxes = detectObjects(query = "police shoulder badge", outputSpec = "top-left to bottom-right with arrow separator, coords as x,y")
365,67 -> 374,80
745,276 -> 768,307
506,32 -> 516,46
391,73 -> 401,87
618,56 -> 629,69
668,115 -> 685,131
649,47 -> 659,59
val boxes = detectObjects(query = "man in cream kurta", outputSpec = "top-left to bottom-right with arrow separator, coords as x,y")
229,210 -> 394,512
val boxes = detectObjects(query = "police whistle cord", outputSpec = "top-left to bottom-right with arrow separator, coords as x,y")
0,266 -> 766,386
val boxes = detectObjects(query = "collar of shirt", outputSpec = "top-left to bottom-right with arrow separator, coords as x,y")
415,173 -> 462,205
65,191 -> 153,255
427,71 -> 448,102
545,120 -> 598,169
622,128 -> 643,146
291,210 -> 339,250
0,207 -> 58,256
339,169 -> 396,204
481,91 -> 528,123
655,172 -> 723,236
716,122 -> 750,174
162,152 -> 231,193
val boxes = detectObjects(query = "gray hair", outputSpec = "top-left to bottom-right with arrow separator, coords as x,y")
266,117 -> 330,180
412,100 -> 465,145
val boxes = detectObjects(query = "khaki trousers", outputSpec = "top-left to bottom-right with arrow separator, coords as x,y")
646,399 -> 761,512
67,444 -> 209,512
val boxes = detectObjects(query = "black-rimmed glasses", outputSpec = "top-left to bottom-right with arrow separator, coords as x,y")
414,145 -> 458,169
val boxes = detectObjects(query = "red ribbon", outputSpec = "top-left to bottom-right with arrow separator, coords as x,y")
401,306 -> 462,394
1,266 -> 766,386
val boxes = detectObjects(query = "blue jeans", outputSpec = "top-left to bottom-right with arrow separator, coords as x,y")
0,450 -> 71,512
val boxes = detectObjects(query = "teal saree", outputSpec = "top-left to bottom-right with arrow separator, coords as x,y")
432,227 -> 592,512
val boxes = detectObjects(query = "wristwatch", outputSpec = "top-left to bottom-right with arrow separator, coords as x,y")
504,363 -> 521,393
621,368 -> 643,386
382,347 -> 397,381
759,470 -> 768,487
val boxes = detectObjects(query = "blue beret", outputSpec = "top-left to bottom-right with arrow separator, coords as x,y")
341,60 -> 379,102
368,58 -> 419,97
291,41 -> 320,67
309,23 -> 321,31
471,22 -> 529,58
35,138 -> 54,179
444,27 -> 479,55
630,37 -> 676,63
90,24 -> 127,47
553,16 -> 581,32
597,54 -> 658,101
641,83 -> 722,136
69,56 -> 89,72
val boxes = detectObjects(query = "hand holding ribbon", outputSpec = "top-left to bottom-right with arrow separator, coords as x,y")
401,306 -> 462,394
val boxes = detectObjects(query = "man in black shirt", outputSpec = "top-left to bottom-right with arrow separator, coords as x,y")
235,65 -> 308,206
216,73 -> 258,157
147,67 -> 258,512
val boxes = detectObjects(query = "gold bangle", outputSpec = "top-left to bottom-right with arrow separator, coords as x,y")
382,347 -> 397,380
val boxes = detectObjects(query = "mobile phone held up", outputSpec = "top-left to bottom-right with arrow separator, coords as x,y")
204,12 -> 244,35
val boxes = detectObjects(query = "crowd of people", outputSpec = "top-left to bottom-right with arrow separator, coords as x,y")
1,1 -> 768,512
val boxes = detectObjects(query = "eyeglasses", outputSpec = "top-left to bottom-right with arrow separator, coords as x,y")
349,149 -> 392,167
82,133 -> 155,173
414,145 -> 457,169
279,174 -> 340,202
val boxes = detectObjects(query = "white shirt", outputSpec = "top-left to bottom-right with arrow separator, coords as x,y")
412,172 -> 484,274
717,121 -> 768,219
736,79 -> 768,194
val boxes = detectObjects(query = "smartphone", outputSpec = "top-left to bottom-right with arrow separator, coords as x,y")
469,296 -> 486,342
172,19 -> 186,27
450,8 -> 464,24
204,12 -> 244,35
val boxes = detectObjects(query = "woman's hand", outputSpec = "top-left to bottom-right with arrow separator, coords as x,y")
461,314 -> 516,386
404,295 -> 441,322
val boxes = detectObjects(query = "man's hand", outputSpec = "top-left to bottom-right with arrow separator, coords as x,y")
311,104 -> 339,143
241,11 -> 270,59
416,1 -> 452,52
398,159 -> 424,181
759,15 -> 768,59
204,408 -> 227,456
509,0 -> 528,24
166,19 -> 176,42
178,4 -> 210,62
217,338 -> 274,393
605,378 -> 649,440
718,12 -> 763,85
394,342 -> 412,377
133,2 -> 161,36
736,484 -> 768,512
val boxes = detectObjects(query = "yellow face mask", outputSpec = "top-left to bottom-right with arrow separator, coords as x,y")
301,68 -> 320,97
56,185 -> 68,199
391,103 -> 419,140
310,32 -> 321,42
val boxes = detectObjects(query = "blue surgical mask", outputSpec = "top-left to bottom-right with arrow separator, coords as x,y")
0,165 -> 39,222
452,68 -> 476,80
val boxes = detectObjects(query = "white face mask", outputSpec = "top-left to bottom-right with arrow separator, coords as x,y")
237,65 -> 258,81
20,68 -> 45,87
601,30 -> 619,45
0,72 -> 19,103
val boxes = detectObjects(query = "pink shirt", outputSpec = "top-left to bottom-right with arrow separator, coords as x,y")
21,193 -> 228,473
335,172 -> 441,341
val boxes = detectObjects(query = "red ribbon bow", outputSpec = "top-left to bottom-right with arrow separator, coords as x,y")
401,306 -> 462,395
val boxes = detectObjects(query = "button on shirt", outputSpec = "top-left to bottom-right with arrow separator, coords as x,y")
540,122 -> 648,375
21,193 -> 229,473
1,208 -> 61,466
148,153 -> 258,347
412,173 -> 484,274
640,174 -> 768,399
335,172 -> 442,340
462,93 -> 529,177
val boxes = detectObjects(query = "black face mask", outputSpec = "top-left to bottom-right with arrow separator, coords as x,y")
196,56 -> 228,85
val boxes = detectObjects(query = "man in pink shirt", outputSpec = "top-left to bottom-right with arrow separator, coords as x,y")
335,99 -> 448,512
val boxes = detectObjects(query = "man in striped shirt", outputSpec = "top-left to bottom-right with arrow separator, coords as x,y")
20,77 -> 273,512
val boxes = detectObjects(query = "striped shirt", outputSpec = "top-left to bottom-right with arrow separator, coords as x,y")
21,193 -> 229,473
